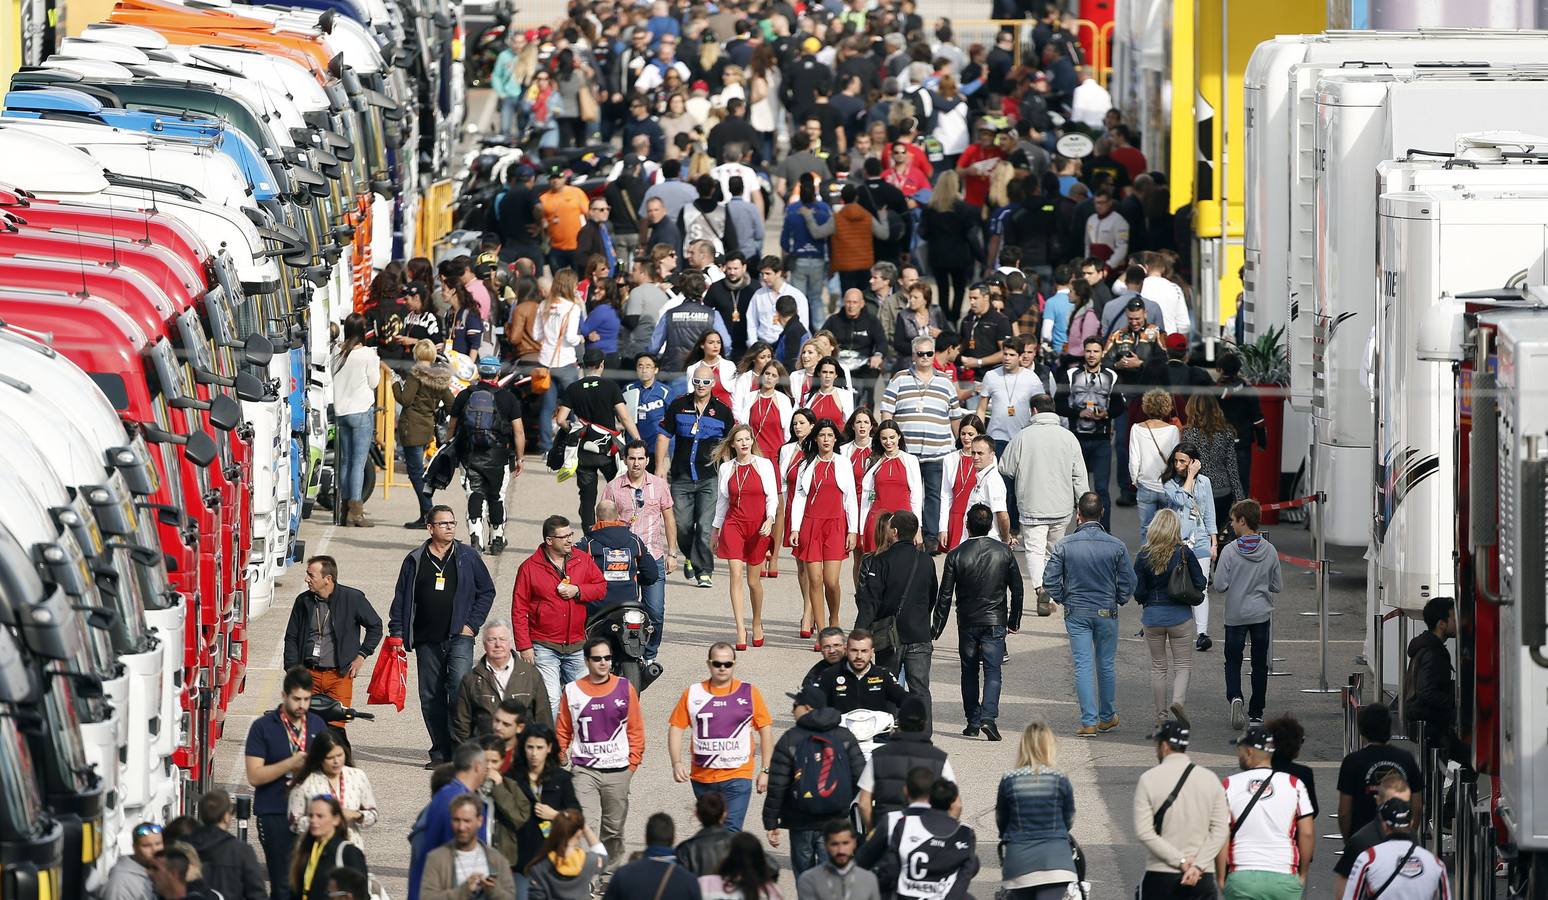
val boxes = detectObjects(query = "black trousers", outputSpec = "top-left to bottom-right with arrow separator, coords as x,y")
256,812 -> 295,900
1136,871 -> 1218,899
576,451 -> 618,532
465,460 -> 508,525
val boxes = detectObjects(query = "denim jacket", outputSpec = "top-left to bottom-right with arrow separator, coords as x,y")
996,765 -> 1075,844
1042,522 -> 1135,619
1162,475 -> 1216,549
1133,546 -> 1205,628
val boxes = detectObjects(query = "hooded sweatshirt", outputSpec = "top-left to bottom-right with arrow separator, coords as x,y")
1210,533 -> 1282,626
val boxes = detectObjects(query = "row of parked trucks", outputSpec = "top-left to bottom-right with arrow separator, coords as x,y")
0,0 -> 464,896
1243,29 -> 1548,893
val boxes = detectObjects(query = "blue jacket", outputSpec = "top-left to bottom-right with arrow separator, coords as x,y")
1042,522 -> 1134,618
780,201 -> 831,259
581,301 -> 621,354
996,765 -> 1075,844
1132,546 -> 1204,628
408,779 -> 485,900
389,541 -> 497,651
578,523 -> 661,611
1163,475 -> 1216,550
629,379 -> 674,449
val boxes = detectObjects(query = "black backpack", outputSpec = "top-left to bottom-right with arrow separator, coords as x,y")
460,387 -> 508,452
791,732 -> 852,816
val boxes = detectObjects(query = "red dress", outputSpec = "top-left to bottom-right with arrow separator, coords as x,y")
941,453 -> 979,551
748,395 -> 785,462
863,455 -> 912,552
716,461 -> 773,564
810,390 -> 845,425
781,447 -> 803,548
848,446 -> 873,484
796,460 -> 849,563
708,365 -> 734,408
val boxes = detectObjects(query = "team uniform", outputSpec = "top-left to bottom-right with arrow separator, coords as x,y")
888,808 -> 981,900
806,386 -> 855,426
778,442 -> 806,549
790,454 -> 860,563
790,367 -> 855,405
938,455 -> 1007,549
713,456 -> 778,564
841,440 -> 874,487
737,390 -> 793,462
556,674 -> 644,867
1341,838 -> 1449,900
1222,767 -> 1314,897
859,451 -> 924,552
669,678 -> 773,832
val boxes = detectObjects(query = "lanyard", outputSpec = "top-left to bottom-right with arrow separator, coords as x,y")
331,768 -> 346,801
285,711 -> 308,754
733,460 -> 756,496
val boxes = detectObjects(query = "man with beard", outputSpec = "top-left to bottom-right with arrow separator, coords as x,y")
706,253 -> 760,359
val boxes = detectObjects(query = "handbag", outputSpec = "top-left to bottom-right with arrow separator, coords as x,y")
1167,548 -> 1205,606
577,84 -> 600,122
869,550 -> 922,655
366,637 -> 408,711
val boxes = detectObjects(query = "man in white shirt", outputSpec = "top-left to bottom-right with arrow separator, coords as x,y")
1217,725 -> 1316,898
1070,66 -> 1113,131
747,255 -> 811,346
710,144 -> 765,220
1139,252 -> 1193,337
941,436 -> 1011,543
1084,188 -> 1130,269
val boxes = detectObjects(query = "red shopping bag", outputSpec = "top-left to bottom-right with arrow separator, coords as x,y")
366,636 -> 407,711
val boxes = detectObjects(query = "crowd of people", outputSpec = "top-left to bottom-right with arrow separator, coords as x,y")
96,0 -> 1461,898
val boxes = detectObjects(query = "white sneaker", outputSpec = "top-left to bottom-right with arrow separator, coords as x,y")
1230,698 -> 1246,731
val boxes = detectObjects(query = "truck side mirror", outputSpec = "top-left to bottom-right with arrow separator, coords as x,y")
243,333 -> 275,368
235,372 -> 269,403
141,425 -> 187,446
208,394 -> 242,431
183,430 -> 218,468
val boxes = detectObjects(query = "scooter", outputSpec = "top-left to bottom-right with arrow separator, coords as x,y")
308,694 -> 375,766
584,601 -> 661,694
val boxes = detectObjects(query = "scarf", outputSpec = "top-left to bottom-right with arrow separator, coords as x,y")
550,847 -> 587,877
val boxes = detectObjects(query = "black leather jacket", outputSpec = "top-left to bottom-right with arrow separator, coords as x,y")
932,536 -> 1025,637
674,825 -> 733,876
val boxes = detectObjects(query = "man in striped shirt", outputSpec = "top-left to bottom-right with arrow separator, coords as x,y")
880,334 -> 962,552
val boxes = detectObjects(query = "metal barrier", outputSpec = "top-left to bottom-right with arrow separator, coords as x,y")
1342,672 -> 1364,756
417,179 -> 456,260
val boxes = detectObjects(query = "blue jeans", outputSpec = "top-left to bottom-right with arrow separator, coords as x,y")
538,364 -> 580,452
498,95 -> 521,134
532,644 -> 586,721
512,873 -> 528,900
1078,435 -> 1112,530
959,626 -> 1006,726
416,634 -> 476,761
692,778 -> 753,832
789,828 -> 826,876
548,248 -> 576,277
1136,486 -> 1167,539
337,411 -> 374,503
1225,621 -> 1272,719
788,256 -> 828,326
919,459 -> 944,541
403,443 -> 432,518
642,555 -> 665,660
1065,615 -> 1118,727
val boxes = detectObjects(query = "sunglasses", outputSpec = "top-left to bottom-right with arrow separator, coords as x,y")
592,205 -> 609,211
710,660 -> 735,669
634,487 -> 645,509
915,350 -> 934,357
133,823 -> 164,838
692,378 -> 715,386
589,654 -> 613,662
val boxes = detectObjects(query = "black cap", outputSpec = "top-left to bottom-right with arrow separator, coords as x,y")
1148,717 -> 1190,750
897,696 -> 928,731
1378,797 -> 1413,829
1235,724 -> 1275,753
787,686 -> 826,709
401,282 -> 425,298
581,348 -> 606,368
1124,297 -> 1146,311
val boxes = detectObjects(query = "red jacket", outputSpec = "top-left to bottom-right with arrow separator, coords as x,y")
511,548 -> 607,649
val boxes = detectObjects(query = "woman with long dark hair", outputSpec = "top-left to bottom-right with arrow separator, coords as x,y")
552,49 -> 590,148
579,265 -> 622,373
730,342 -> 774,413
1181,392 -> 1244,535
860,420 -> 923,552
937,415 -> 986,551
1162,442 -> 1219,652
286,731 -> 378,844
511,724 -> 579,893
805,357 -> 853,427
775,409 -> 817,620
790,418 -> 859,634
698,832 -> 782,899
332,313 -> 380,527
842,407 -> 877,586
288,795 -> 366,900
523,808 -> 606,899
735,351 -> 791,465
685,329 -> 737,407
712,424 -> 778,650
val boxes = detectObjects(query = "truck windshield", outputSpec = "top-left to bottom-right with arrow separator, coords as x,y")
200,288 -> 241,380
80,485 -> 151,652
124,439 -> 174,613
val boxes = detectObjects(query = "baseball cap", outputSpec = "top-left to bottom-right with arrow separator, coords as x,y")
476,356 -> 502,375
1235,724 -> 1275,752
1165,333 -> 1189,351
581,348 -> 606,368
514,164 -> 536,180
400,282 -> 425,298
1123,297 -> 1146,311
1148,715 -> 1190,749
787,686 -> 827,709
801,36 -> 822,54
691,79 -> 710,93
1378,797 -> 1413,829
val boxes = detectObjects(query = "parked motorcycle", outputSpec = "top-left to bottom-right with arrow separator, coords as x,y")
309,693 -> 375,766
585,600 -> 661,694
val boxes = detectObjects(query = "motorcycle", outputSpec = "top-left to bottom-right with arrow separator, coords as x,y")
309,693 -> 376,766
585,600 -> 662,694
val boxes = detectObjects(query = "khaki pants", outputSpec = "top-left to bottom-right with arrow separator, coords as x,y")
573,765 -> 631,868
1142,621 -> 1194,720
1019,517 -> 1069,588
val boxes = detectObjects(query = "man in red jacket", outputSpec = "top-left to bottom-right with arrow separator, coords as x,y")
512,514 -> 608,720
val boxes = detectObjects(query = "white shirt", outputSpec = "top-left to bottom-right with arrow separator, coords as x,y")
976,367 -> 1049,443
332,345 -> 380,417
1223,768 -> 1313,875
1129,423 -> 1179,493
940,461 -> 1009,540
710,162 -> 761,208
490,658 -> 516,695
1342,838 -> 1449,900
1071,77 -> 1113,130
1142,275 -> 1192,336
534,298 -> 582,369
747,282 -> 810,346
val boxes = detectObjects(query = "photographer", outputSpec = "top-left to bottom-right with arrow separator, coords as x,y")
1102,299 -> 1165,508
283,555 -> 383,708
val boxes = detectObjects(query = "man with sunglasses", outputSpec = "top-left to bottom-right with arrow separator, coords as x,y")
513,515 -> 609,719
668,643 -> 775,832
663,362 -> 735,588
880,334 -> 963,553
106,821 -> 163,900
575,196 -> 621,276
602,439 -> 677,660
557,636 -> 645,871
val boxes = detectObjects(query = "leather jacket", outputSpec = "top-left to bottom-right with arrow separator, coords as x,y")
933,535 -> 1025,637
674,826 -> 733,876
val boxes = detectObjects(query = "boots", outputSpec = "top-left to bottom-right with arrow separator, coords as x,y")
489,522 -> 507,555
469,517 -> 485,552
347,501 -> 374,528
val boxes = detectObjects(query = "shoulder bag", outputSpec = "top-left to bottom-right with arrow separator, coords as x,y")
1167,547 -> 1205,606
1366,842 -> 1419,899
1151,763 -> 1195,833
1229,772 -> 1276,837
869,550 -> 922,656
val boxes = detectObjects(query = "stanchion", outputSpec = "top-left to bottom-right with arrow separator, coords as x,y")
1302,491 -> 1342,693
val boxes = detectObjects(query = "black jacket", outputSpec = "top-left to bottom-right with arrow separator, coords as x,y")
294,833 -> 366,900
822,309 -> 889,362
706,277 -> 759,358
513,766 -> 579,869
865,732 -> 949,824
933,537 -> 1024,638
183,824 -> 266,900
283,584 -> 384,672
574,222 -> 617,270
606,852 -> 704,899
856,543 -> 937,646
675,826 -> 734,876
1404,631 -> 1456,728
762,707 -> 867,831
815,660 -> 908,716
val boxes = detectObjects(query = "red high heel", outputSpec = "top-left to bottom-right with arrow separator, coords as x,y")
799,628 -> 812,639
752,635 -> 765,648
735,642 -> 748,651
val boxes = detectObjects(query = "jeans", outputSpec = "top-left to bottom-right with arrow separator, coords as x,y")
1143,621 -> 1194,719
512,873 -> 529,900
573,766 -> 631,868
1224,621 -> 1271,719
1019,519 -> 1067,589
789,828 -> 827,876
642,555 -> 666,660
337,411 -> 374,503
256,813 -> 295,900
899,640 -> 934,735
837,269 -> 869,295
789,256 -> 829,326
402,443 -> 432,518
548,248 -> 576,276
416,634 -> 476,761
959,626 -> 1006,726
497,95 -> 521,134
532,644 -> 586,721
1114,410 -> 1135,497
576,452 -> 618,532
693,778 -> 753,832
539,364 -> 580,452
670,474 -> 718,577
1065,614 -> 1118,726
1136,486 -> 1167,539
1077,435 -> 1112,529
919,459 -> 944,541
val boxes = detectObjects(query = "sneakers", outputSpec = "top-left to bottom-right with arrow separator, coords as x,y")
1230,698 -> 1246,731
1097,715 -> 1120,733
1248,717 -> 1264,729
1116,493 -> 1137,507
982,721 -> 1002,742
697,574 -> 713,588
961,724 -> 981,738
1195,633 -> 1213,652
1074,725 -> 1098,736
683,560 -> 696,581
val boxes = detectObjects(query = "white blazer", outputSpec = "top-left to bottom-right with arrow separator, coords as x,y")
729,369 -> 759,414
735,388 -> 793,435
790,453 -> 860,534
789,367 -> 854,406
939,455 -> 1008,540
712,455 -> 778,528
859,450 -> 924,526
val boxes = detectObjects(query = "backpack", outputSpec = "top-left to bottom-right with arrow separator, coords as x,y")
790,732 -> 852,816
683,205 -> 728,255
461,387 -> 509,453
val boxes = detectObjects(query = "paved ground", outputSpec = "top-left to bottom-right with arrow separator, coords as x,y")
214,457 -> 1369,898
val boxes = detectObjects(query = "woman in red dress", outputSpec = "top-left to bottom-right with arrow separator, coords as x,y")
861,420 -> 924,551
806,357 -> 854,426
730,341 -> 774,413
774,408 -> 816,591
788,339 -> 822,406
842,408 -> 876,587
937,415 -> 985,552
790,418 -> 859,634
712,424 -> 777,650
736,360 -> 792,462
684,330 -> 736,407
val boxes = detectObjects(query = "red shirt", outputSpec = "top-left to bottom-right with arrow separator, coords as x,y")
903,142 -> 934,187
511,547 -> 607,648
957,144 -> 1006,208
883,165 -> 932,199
1111,145 -> 1148,180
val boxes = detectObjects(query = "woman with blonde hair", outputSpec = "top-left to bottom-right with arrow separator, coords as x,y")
996,719 -> 1077,899
535,268 -> 583,453
712,424 -> 777,649
931,74 -> 972,170
919,170 -> 980,319
392,339 -> 453,527
1181,392 -> 1244,534
1132,509 -> 1205,727
1129,388 -> 1180,538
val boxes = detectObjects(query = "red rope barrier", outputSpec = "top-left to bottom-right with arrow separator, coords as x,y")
1261,494 -> 1319,512
1278,552 -> 1319,571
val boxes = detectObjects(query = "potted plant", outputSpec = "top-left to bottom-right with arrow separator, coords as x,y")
1230,326 -> 1290,522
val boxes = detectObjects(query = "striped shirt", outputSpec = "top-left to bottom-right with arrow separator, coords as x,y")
880,369 -> 961,461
